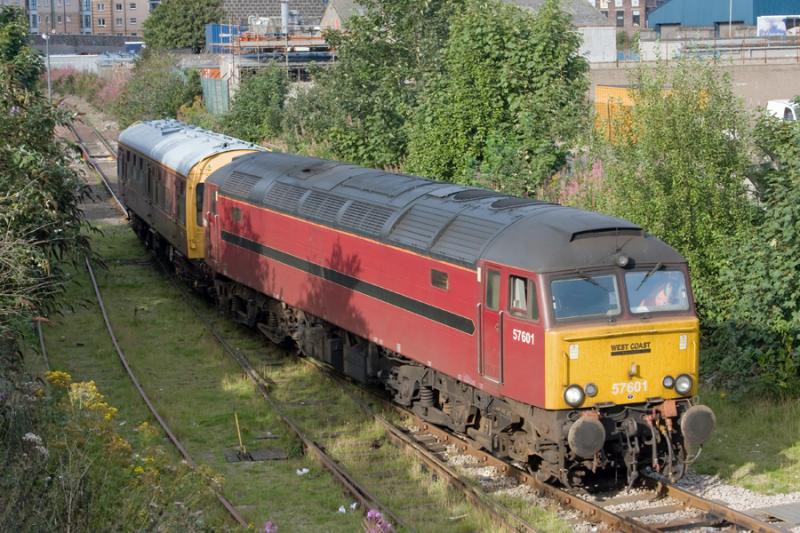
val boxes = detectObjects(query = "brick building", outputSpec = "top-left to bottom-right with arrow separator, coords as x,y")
91,0 -> 151,36
0,0 -> 157,35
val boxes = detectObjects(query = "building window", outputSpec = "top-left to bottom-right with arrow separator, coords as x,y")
129,17 -> 136,24
632,9 -> 640,26
115,17 -> 123,25
82,0 -> 90,10
97,3 -> 104,10
129,2 -> 136,8
30,0 -> 38,8
97,17 -> 105,26
82,14 -> 91,27
30,14 -> 38,28
616,11 -> 624,27
115,2 -> 122,10
57,15 -> 62,23
614,0 -> 622,6
632,0 -> 639,5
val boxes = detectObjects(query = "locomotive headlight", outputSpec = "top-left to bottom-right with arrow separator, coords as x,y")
662,375 -> 675,389
615,254 -> 630,268
585,383 -> 598,397
564,385 -> 585,407
675,374 -> 693,395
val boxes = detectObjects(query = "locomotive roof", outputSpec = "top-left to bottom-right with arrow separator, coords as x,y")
208,152 -> 685,272
118,120 -> 263,177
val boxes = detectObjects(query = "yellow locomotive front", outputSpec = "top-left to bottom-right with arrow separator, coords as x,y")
542,262 -> 715,486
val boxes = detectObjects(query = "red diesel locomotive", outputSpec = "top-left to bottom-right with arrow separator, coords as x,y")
119,120 -> 715,488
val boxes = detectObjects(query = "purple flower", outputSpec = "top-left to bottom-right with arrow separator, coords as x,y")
9,106 -> 21,117
365,509 -> 394,533
263,520 -> 278,533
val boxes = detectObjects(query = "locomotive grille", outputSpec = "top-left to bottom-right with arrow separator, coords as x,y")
222,171 -> 261,198
432,216 -> 505,262
340,201 -> 394,236
299,190 -> 347,224
263,182 -> 307,213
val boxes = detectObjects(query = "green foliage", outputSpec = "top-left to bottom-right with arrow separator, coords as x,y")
112,52 -> 200,127
0,6 -> 43,91
143,0 -> 223,53
223,65 -> 288,143
596,58 -> 754,314
704,115 -> 800,394
178,96 -> 222,131
405,0 -> 589,194
1,372 -> 227,531
0,52 -> 92,339
282,0 -> 456,166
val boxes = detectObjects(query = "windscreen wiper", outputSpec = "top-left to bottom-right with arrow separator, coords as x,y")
635,261 -> 663,291
576,269 -> 601,287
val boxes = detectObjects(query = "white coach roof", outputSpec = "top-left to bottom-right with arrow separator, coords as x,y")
118,119 -> 264,176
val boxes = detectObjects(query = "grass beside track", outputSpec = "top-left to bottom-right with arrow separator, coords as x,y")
40,224 -> 362,531
696,390 -> 800,494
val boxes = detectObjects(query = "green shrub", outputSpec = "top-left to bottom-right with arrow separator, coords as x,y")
112,52 -> 200,127
223,65 -> 288,143
703,114 -> 800,395
405,0 -> 589,193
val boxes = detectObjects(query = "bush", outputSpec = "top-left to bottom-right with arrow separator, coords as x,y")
112,52 -> 200,127
405,0 -> 589,193
591,58 -> 755,318
703,114 -> 800,395
223,65 -> 288,143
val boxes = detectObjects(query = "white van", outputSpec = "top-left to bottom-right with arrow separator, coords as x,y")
767,99 -> 798,121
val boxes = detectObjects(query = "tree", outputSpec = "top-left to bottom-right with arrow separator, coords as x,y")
405,0 -> 589,195
143,0 -> 223,53
282,0 -> 456,167
112,52 -> 201,127
704,114 -> 800,394
597,58 -> 754,314
223,65 -> 288,143
0,6 -> 43,90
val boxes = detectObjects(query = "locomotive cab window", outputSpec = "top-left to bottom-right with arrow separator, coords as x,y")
431,269 -> 448,290
509,276 -> 538,320
486,270 -> 501,310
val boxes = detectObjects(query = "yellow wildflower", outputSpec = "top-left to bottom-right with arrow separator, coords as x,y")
45,370 -> 72,389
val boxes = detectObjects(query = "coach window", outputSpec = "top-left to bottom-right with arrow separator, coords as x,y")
196,183 -> 205,226
509,276 -> 538,320
486,270 -> 501,310
176,180 -> 186,225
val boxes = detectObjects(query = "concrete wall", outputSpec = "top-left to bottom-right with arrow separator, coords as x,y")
579,26 -> 617,63
589,61 -> 800,109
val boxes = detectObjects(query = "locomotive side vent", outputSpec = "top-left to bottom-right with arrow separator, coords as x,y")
222,171 -> 261,198
340,201 -> 394,236
299,190 -> 347,224
432,216 -> 505,263
389,205 -> 451,248
262,182 -> 307,213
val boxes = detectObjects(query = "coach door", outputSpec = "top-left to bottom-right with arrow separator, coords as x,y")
480,266 -> 504,383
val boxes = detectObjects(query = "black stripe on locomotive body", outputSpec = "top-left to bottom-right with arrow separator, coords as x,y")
207,152 -> 685,277
221,230 -> 476,334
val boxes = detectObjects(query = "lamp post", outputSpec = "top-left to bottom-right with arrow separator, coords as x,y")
729,0 -> 733,38
42,32 -> 52,102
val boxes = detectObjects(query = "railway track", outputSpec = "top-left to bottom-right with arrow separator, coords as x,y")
73,112 -> 795,533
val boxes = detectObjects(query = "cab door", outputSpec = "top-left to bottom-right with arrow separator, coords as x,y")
480,266 -> 504,383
